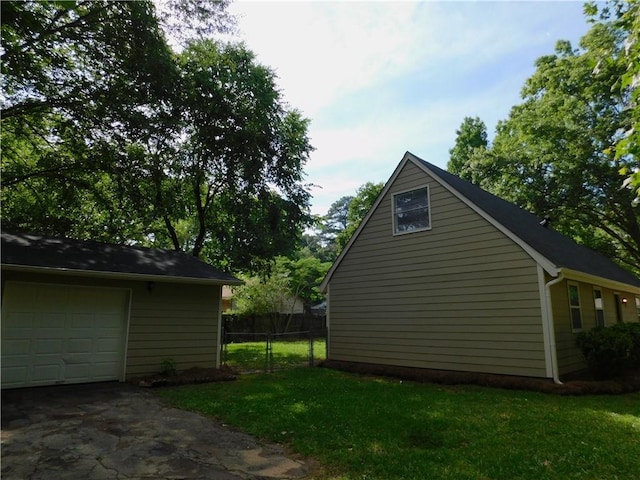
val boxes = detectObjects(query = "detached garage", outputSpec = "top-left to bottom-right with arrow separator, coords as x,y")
1,231 -> 242,389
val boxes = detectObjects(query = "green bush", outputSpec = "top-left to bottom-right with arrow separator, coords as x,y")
576,323 -> 640,379
160,358 -> 177,377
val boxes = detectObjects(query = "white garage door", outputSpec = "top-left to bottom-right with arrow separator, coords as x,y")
1,283 -> 129,388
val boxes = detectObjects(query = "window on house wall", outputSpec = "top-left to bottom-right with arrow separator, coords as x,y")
393,186 -> 430,235
568,283 -> 583,331
593,288 -> 605,327
636,296 -> 640,322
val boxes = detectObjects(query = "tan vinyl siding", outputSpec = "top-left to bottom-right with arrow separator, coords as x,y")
550,278 -> 640,376
328,161 -> 547,377
126,281 -> 219,376
1,271 -> 221,379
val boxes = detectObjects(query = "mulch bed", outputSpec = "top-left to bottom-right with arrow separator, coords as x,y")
320,359 -> 640,395
132,360 -> 640,394
134,365 -> 237,388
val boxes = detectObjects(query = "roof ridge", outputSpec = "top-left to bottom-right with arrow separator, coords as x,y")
408,152 -> 640,288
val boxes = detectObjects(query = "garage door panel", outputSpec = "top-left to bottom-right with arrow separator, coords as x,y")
65,364 -> 90,379
35,313 -> 66,328
2,283 -> 129,388
32,364 -> 62,383
67,338 -> 92,353
96,338 -> 120,353
34,338 -> 64,354
3,340 -> 31,356
2,366 -> 29,384
2,312 -> 34,327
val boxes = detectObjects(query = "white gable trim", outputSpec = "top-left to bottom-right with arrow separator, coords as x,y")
321,152 -> 560,292
321,151 -> 640,294
320,153 -> 412,292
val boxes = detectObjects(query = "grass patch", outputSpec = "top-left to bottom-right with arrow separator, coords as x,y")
158,367 -> 640,480
223,339 -> 326,371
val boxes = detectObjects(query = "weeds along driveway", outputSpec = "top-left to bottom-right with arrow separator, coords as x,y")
1,382 -> 311,480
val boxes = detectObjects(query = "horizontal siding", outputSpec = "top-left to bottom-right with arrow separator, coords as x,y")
551,279 -> 640,376
126,282 -> 220,377
328,161 -> 547,378
1,271 -> 221,379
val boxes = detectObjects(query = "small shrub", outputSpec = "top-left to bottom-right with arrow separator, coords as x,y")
576,323 -> 640,379
160,358 -> 178,377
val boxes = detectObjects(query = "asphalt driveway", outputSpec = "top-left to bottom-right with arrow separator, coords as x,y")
1,382 -> 312,479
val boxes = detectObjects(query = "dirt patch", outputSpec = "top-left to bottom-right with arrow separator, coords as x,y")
321,360 -> 640,395
133,365 -> 237,388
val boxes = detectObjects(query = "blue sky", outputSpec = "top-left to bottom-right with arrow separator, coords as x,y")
224,1 -> 593,216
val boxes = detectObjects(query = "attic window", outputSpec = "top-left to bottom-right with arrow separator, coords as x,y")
393,186 -> 430,235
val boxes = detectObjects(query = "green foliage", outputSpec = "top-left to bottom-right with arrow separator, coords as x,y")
447,116 -> 488,180
160,358 -> 178,377
1,1 -> 314,273
160,368 -> 640,480
576,323 -> 640,379
335,181 -> 385,252
1,0 -> 178,243
455,12 -> 640,274
588,1 -> 640,205
231,253 -> 331,332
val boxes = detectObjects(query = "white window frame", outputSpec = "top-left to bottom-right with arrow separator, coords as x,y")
392,185 -> 431,236
593,287 -> 605,328
567,282 -> 583,332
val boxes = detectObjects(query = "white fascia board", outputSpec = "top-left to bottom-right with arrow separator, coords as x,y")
320,153 -> 412,292
1,264 -> 244,286
409,153 -> 559,277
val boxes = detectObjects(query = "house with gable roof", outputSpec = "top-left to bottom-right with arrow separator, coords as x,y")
320,152 -> 640,381
1,231 -> 242,388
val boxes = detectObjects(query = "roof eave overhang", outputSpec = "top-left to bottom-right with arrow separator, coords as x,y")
1,264 -> 244,286
558,267 -> 640,294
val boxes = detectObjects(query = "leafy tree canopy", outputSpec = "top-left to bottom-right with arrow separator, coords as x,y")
453,5 -> 640,273
447,116 -> 488,181
231,252 -> 331,332
335,182 -> 385,252
586,0 -> 640,205
1,0 -> 314,273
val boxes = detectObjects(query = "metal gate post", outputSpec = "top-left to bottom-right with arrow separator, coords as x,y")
221,325 -> 227,366
308,322 -> 314,367
266,333 -> 273,373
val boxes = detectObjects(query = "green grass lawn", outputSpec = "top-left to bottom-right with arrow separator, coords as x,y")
223,339 -> 326,371
158,367 -> 640,480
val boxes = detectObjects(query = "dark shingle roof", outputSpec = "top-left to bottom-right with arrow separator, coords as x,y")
411,153 -> 640,288
1,231 -> 242,285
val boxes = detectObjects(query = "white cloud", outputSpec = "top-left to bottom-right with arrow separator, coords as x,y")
225,0 -> 591,217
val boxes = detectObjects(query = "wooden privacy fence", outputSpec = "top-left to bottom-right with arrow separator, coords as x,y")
221,313 -> 327,339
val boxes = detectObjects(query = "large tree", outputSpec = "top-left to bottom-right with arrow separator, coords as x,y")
588,0 -> 640,205
1,0 -> 181,242
447,116 -> 488,181
457,15 -> 640,273
1,1 -> 314,272
110,40 -> 314,270
335,182 -> 385,252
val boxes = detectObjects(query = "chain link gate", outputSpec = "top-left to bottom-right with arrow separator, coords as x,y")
221,329 -> 321,373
